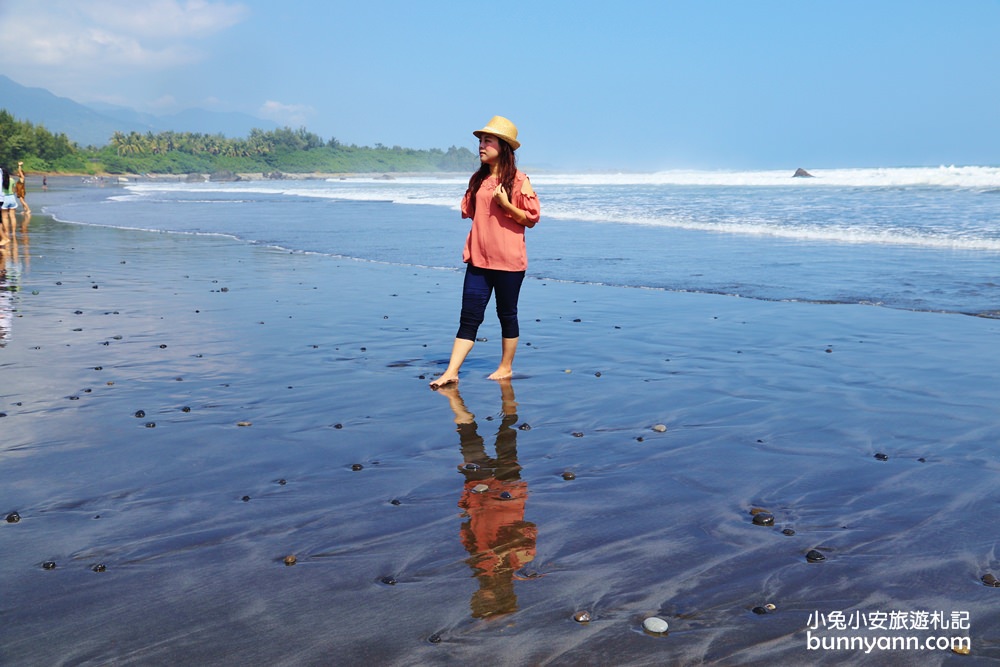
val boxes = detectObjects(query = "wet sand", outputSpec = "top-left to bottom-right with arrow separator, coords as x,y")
2,190 -> 1000,665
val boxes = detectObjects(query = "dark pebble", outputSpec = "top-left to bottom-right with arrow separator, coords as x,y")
461,463 -> 480,471
982,574 -> 1000,587
75,310 -> 83,314
428,633 -> 442,644
0,413 -> 6,418
573,318 -> 582,322
917,457 -> 926,463
752,512 -> 775,526
636,436 -> 644,442
351,464 -> 364,471
5,512 -> 20,523
782,528 -> 796,536
499,491 -> 513,500
806,549 -> 826,563
134,410 -> 146,418
390,499 -> 401,506
334,423 -> 343,429
278,479 -> 287,485
181,406 -> 191,412
92,564 -> 107,573
145,422 -> 156,428
94,366 -> 102,370
380,576 -> 397,586
159,344 -> 167,349
242,496 -> 251,502
562,471 -> 576,480
572,432 -> 584,438
874,453 -> 889,461
42,561 -> 56,570
752,606 -> 769,615
518,423 -> 531,431
594,372 -> 601,377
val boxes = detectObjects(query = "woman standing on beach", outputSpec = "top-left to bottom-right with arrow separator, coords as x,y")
430,116 -> 540,388
1,167 -> 17,245
15,162 -> 30,215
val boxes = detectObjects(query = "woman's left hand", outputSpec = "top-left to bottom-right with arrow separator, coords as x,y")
493,184 -> 511,208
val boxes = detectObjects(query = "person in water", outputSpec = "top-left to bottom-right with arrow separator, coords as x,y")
430,116 -> 540,388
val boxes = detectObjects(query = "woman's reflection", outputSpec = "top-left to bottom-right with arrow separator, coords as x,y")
436,380 -> 537,619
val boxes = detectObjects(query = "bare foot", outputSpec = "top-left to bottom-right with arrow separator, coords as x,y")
487,368 -> 513,381
429,373 -> 459,389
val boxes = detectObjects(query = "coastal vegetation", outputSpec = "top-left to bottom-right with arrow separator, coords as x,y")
0,109 -> 477,175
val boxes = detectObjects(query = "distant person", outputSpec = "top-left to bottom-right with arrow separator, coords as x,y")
15,162 -> 29,214
42,175 -> 47,191
429,116 -> 540,388
0,167 -> 5,247
1,167 -> 17,244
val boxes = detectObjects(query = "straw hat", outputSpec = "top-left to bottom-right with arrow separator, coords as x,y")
473,116 -> 520,151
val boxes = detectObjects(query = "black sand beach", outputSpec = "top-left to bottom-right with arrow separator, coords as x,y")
2,186 -> 999,665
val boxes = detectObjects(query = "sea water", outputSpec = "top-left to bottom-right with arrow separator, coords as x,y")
44,166 -> 1000,317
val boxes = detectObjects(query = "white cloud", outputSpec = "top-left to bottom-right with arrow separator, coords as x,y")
259,101 -> 316,127
0,0 -> 248,92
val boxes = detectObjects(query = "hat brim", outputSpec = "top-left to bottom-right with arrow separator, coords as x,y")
473,129 -> 520,151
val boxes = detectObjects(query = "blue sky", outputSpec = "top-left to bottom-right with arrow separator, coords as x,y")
1,0 -> 998,170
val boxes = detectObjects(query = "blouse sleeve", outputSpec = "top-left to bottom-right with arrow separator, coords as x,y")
461,189 -> 473,219
513,174 -> 540,227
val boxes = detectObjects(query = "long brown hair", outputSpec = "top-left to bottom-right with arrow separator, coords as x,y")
466,137 -> 517,217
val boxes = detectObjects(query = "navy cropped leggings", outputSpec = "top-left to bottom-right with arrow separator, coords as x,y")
456,264 -> 525,341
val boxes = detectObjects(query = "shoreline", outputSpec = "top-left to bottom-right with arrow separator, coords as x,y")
2,193 -> 999,665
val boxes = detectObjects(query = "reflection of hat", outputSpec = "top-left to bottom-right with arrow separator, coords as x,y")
473,116 -> 520,151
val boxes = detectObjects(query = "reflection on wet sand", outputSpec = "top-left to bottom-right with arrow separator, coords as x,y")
436,381 -> 538,619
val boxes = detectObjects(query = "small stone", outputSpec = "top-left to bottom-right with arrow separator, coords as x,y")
159,344 -> 167,349
242,495 -> 251,502
6,512 -> 21,523
237,421 -> 252,427
277,479 -> 287,485
499,491 -> 513,500
381,576 -> 397,586
564,369 -> 572,373
351,464 -> 364,471
981,573 -> 1000,587
572,432 -> 584,438
389,499 -> 401,506
562,471 -> 576,480
518,423 -> 531,431
636,436 -> 644,442
471,484 -> 489,494
953,645 -> 971,655
917,457 -> 926,463
460,462 -> 480,471
181,406 -> 191,412
764,603 -> 776,611
752,513 -> 775,526
134,410 -> 145,418
334,423 -> 343,429
652,424 -> 667,433
806,549 -> 826,563
283,555 -> 297,566
428,633 -> 442,644
42,561 -> 56,570
573,611 -> 591,623
92,564 -> 107,573
642,616 -> 669,634
752,606 -> 768,615
594,372 -> 601,377
145,422 -> 156,428
782,528 -> 796,536
874,452 -> 889,461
